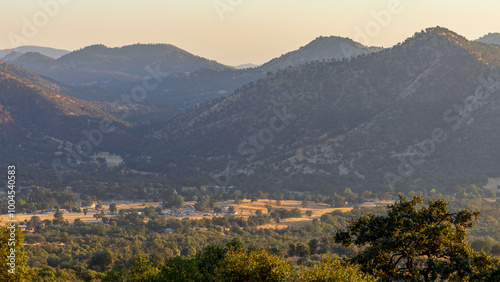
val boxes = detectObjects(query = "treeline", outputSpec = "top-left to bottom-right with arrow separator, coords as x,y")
101,239 -> 375,282
0,186 -> 81,214
4,196 -> 500,281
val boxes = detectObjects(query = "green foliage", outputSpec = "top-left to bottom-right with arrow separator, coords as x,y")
0,224 -> 29,281
271,208 -> 302,220
144,206 -> 156,217
294,258 -> 377,282
89,250 -> 115,272
16,195 -> 500,281
335,196 -> 499,281
103,255 -> 159,282
153,239 -> 294,282
109,203 -> 117,213
214,247 -> 294,282
173,195 -> 185,208
30,266 -> 79,281
53,209 -> 64,220
0,186 -> 79,214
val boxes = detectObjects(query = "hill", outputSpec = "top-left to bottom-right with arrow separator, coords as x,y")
139,27 -> 500,194
0,45 -> 69,59
476,32 -> 500,45
7,44 -> 230,88
259,36 -> 377,73
1,51 -> 23,62
0,60 -> 135,180
6,39 -> 377,109
233,63 -> 260,69
141,36 -> 379,108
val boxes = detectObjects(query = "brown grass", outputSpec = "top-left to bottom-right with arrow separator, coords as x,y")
0,199 -> 393,230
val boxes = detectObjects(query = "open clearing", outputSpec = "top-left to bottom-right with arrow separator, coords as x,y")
0,199 -> 394,229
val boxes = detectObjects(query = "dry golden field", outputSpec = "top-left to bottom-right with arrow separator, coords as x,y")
0,199 -> 393,229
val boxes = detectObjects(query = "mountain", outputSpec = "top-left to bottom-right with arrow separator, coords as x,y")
233,63 -> 260,69
7,44 -> 231,88
140,36 -> 380,108
9,52 -> 56,69
0,57 -> 129,106
6,39 -> 378,110
1,51 -> 23,62
57,44 -> 230,75
259,36 -> 378,73
476,33 -> 500,45
139,27 -> 500,194
0,46 -> 70,59
0,60 -> 135,177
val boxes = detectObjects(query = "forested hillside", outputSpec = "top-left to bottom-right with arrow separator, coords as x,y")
137,27 -> 500,194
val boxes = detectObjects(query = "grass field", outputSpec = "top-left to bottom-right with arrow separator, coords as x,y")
0,199 -> 393,229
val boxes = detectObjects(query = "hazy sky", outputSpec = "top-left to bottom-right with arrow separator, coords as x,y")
1,0 -> 500,65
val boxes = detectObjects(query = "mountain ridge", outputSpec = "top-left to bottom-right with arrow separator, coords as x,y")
0,45 -> 70,59
5,38 -> 379,109
138,27 -> 500,193
476,32 -> 500,45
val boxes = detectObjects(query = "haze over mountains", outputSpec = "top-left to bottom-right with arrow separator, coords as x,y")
138,27 -> 500,192
5,44 -> 229,89
258,36 -> 379,73
0,60 -> 137,182
4,37 -> 379,110
476,33 -> 500,45
0,45 -> 70,60
2,27 -> 500,195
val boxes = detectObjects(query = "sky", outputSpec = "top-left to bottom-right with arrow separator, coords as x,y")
1,0 -> 500,66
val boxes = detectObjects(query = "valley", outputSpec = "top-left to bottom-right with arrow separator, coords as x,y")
0,199 -> 394,229
1,5 -> 500,278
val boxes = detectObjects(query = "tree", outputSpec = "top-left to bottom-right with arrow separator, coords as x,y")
83,208 -> 88,215
288,244 -> 296,257
335,196 -> 497,281
144,206 -> 156,217
89,250 -> 115,272
308,239 -> 318,255
27,216 -> 41,231
109,203 -> 117,213
215,247 -> 294,281
122,254 -> 159,281
294,258 -> 377,282
362,190 -> 373,200
295,243 -> 310,258
342,188 -> 358,204
265,204 -> 274,214
305,210 -> 313,217
492,244 -> 500,256
330,193 -> 346,207
54,209 -> 64,221
234,196 -> 242,205
195,196 -> 210,212
173,195 -> 184,208
255,209 -> 263,216
93,210 -> 105,220
0,224 -> 29,280
228,206 -> 236,213
301,199 -> 309,208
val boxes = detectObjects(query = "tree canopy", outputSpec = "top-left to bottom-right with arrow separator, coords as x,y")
335,196 -> 499,281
